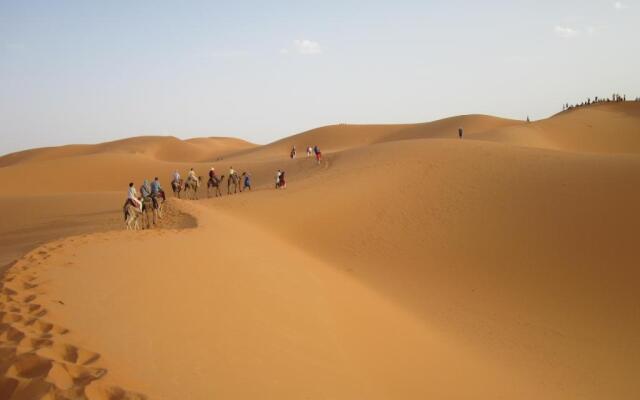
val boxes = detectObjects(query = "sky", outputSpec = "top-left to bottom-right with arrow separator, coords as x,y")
1,0 -> 639,155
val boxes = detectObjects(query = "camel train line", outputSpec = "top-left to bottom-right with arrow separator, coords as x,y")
123,144 -> 323,230
123,169 -> 250,230
171,168 -> 249,200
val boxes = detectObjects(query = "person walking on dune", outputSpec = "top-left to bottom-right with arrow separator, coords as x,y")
313,145 -> 322,164
307,146 -> 312,157
279,170 -> 286,189
458,127 -> 463,139
242,172 -> 251,191
275,170 -> 282,189
290,146 -> 297,159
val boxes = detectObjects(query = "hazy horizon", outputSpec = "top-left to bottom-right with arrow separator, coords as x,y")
2,0 -> 639,155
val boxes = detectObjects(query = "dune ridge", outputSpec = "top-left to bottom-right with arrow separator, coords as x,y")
0,136 -> 256,168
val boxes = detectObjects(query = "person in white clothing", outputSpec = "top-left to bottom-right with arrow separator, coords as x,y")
187,168 -> 197,182
275,170 -> 282,189
128,182 -> 143,211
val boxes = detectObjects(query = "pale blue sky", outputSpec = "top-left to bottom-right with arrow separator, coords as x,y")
1,0 -> 639,155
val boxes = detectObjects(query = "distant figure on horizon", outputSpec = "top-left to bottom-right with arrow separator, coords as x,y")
458,127 -> 463,139
526,116 -> 530,123
290,146 -> 296,159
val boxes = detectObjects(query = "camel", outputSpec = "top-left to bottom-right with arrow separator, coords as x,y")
184,177 -> 202,200
171,179 -> 183,198
141,197 -> 155,228
152,192 -> 165,220
123,202 -> 142,230
227,172 -> 240,195
207,175 -> 226,198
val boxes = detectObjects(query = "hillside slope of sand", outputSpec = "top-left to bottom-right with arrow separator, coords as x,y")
1,102 -> 639,399
0,136 -> 256,168
475,102 -> 640,153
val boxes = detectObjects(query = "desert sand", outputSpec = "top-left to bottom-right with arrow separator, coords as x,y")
1,102 -> 639,399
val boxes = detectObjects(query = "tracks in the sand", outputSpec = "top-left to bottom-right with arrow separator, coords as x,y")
0,242 -> 147,400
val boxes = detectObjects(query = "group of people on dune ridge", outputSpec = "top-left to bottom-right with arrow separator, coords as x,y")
292,144 -> 322,164
562,93 -> 634,111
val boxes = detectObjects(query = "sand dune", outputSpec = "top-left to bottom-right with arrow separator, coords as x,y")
1,102 -> 639,399
475,102 -> 640,153
0,136 -> 255,168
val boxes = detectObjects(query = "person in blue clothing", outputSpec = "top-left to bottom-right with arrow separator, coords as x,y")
150,177 -> 162,195
150,177 -> 164,209
242,172 -> 251,191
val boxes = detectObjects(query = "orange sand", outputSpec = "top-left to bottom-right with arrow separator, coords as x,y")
1,103 -> 639,399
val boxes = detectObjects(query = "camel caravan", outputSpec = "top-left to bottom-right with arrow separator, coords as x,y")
170,167 -> 251,200
123,144 -> 322,230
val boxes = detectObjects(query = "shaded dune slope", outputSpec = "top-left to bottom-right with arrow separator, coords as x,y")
211,138 -> 640,398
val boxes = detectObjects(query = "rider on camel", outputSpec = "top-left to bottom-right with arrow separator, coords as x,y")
209,167 -> 219,184
128,182 -> 143,211
150,177 -> 164,208
188,168 -> 197,183
140,179 -> 152,199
